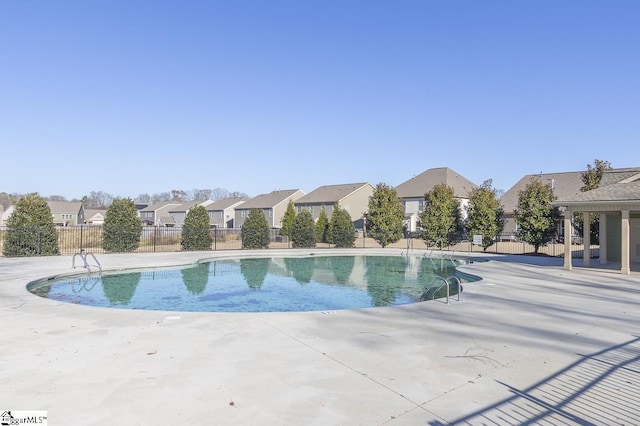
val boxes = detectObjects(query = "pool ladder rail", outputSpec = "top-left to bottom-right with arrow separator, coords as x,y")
421,275 -> 462,305
72,250 -> 102,273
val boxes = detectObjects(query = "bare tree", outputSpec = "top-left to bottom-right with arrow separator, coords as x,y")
136,193 -> 151,203
171,189 -> 188,202
0,192 -> 23,209
192,188 -> 212,201
151,192 -> 171,203
85,191 -> 114,208
211,187 -> 229,200
228,191 -> 249,199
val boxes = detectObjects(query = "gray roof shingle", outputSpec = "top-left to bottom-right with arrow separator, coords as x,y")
500,171 -> 584,213
239,190 -> 303,209
206,197 -> 247,211
394,167 -> 478,199
557,181 -> 640,203
295,183 -> 372,204
46,201 -> 83,214
505,168 -> 640,210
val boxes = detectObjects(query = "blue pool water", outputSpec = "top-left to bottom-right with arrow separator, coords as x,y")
29,255 -> 470,312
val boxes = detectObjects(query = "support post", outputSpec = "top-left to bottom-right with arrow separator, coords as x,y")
621,210 -> 630,275
563,211 -> 572,271
583,212 -> 590,267
599,214 -> 607,264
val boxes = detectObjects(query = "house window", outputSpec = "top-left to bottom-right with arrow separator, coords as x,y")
419,200 -> 424,211
268,209 -> 272,217
309,206 -> 314,215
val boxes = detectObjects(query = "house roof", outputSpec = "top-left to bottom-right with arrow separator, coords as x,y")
239,190 -> 303,209
140,201 -> 181,212
47,201 -> 83,214
598,168 -> 640,186
158,215 -> 176,225
84,209 -> 106,218
206,197 -> 248,211
295,183 -> 373,204
503,167 -> 640,213
557,180 -> 640,203
166,200 -> 214,213
394,167 -> 478,199
169,201 -> 201,213
499,171 -> 584,213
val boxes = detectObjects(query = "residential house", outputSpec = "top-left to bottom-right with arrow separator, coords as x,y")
235,189 -> 305,229
84,209 -> 107,225
205,197 -> 247,228
139,201 -> 182,226
500,171 -> 584,240
294,182 -> 375,229
394,167 -> 478,233
553,168 -> 640,275
0,205 -> 11,226
47,201 -> 84,226
168,200 -> 215,227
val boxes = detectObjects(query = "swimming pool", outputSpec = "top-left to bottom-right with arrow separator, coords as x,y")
28,255 -> 473,312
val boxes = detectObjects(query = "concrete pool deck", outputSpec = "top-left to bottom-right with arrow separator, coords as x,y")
1,249 -> 639,425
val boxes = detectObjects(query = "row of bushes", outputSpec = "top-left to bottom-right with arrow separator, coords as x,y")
241,205 -> 356,249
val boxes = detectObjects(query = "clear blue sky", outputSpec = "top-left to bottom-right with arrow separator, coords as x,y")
1,1 -> 638,200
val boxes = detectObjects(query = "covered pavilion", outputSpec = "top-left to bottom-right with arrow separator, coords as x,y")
554,178 -> 640,275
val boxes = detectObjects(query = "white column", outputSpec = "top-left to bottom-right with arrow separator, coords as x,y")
563,212 -> 572,271
599,214 -> 607,264
621,210 -> 630,275
583,212 -> 590,267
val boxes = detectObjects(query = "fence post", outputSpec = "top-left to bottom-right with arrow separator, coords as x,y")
37,226 -> 42,256
153,226 -> 157,252
214,227 -> 217,251
79,225 -> 84,253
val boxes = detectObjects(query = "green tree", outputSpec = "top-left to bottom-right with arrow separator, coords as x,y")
465,180 -> 505,251
419,184 -> 462,247
581,159 -> 612,191
291,210 -> 316,248
279,199 -> 296,238
103,198 -> 142,253
514,178 -> 560,253
181,205 -> 212,251
366,183 -> 404,248
315,209 -> 329,243
573,159 -> 612,244
330,203 -> 355,248
3,193 -> 59,257
241,208 -> 270,249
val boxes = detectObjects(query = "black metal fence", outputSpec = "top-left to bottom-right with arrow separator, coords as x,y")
0,225 -> 599,258
0,226 -> 253,256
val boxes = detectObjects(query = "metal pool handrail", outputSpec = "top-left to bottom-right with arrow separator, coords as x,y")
72,251 -> 102,273
422,275 -> 462,304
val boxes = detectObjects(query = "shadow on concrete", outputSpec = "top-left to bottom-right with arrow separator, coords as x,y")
430,336 -> 640,425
